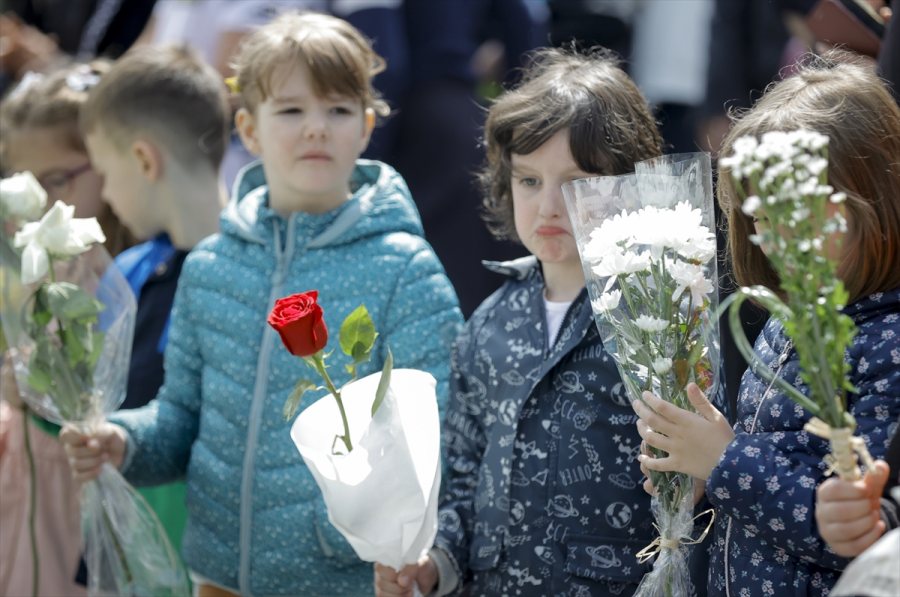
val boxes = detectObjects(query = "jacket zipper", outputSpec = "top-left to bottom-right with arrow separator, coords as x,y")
238,217 -> 296,595
724,339 -> 792,597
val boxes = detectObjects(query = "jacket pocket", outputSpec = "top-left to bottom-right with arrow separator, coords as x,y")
563,534 -> 650,584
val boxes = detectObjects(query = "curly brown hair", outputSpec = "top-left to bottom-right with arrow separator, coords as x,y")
718,52 -> 900,302
480,46 -> 662,241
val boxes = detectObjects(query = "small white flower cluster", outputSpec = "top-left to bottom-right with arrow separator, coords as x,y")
719,130 -> 847,245
583,201 -> 716,309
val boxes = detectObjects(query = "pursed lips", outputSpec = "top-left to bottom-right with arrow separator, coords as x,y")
536,225 -> 568,236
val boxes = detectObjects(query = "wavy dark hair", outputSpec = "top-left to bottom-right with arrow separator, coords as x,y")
480,46 -> 662,241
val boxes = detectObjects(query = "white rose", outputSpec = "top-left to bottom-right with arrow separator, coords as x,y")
0,172 -> 47,222
14,200 -> 106,284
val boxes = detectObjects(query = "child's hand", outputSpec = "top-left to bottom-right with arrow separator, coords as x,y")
59,422 -> 127,483
815,460 -> 890,557
374,555 -> 438,597
640,440 -> 708,504
633,383 -> 734,481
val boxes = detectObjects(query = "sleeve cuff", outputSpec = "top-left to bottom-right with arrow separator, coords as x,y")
428,546 -> 460,597
118,427 -> 136,474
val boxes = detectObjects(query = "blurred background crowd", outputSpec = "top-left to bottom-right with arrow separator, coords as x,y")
0,0 -> 896,435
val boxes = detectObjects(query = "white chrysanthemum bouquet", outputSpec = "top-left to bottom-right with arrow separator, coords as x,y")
719,130 -> 872,480
564,153 -> 720,597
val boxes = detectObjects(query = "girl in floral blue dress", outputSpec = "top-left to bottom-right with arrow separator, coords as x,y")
633,54 -> 900,596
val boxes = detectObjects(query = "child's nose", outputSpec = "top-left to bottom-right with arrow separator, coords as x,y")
538,185 -> 564,218
305,114 -> 328,139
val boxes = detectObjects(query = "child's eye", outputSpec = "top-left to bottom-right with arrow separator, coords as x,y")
329,105 -> 353,115
518,177 -> 539,188
277,107 -> 302,115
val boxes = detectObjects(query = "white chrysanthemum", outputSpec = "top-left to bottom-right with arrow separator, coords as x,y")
592,289 -> 621,313
652,357 -> 673,375
592,249 -> 651,280
668,260 -> 714,306
634,315 -> 669,333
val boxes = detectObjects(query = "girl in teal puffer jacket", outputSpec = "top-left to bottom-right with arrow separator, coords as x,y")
61,12 -> 462,597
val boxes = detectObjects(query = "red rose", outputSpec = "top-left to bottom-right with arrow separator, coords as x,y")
267,291 -> 328,357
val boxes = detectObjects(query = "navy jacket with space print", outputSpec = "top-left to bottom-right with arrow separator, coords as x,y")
434,257 -> 658,597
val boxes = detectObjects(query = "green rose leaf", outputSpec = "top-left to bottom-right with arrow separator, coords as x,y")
339,305 -> 377,366
283,378 -> 319,421
371,348 -> 393,417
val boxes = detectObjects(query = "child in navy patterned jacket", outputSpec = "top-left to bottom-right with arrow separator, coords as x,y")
375,47 -> 682,597
633,54 -> 900,596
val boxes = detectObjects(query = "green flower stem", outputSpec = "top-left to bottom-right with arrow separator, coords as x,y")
22,407 -> 39,597
310,352 -> 353,453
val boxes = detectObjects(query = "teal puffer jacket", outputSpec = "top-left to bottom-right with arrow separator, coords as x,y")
112,160 -> 463,596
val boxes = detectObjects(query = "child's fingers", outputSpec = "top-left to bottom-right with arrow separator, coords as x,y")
642,476 -> 656,497
373,564 -> 414,597
685,383 -> 722,421
864,460 -> 890,498
637,451 -> 675,473
636,419 -> 673,453
817,476 -> 868,502
633,396 -> 678,437
828,518 -> 886,558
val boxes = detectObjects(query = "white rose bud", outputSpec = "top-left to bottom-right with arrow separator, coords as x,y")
0,172 -> 48,222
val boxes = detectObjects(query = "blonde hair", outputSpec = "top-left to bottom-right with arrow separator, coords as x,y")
481,46 -> 662,241
0,62 -> 108,167
80,45 -> 229,171
718,52 -> 900,301
231,11 -> 388,116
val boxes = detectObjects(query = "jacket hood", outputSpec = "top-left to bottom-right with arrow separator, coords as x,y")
221,159 -> 424,247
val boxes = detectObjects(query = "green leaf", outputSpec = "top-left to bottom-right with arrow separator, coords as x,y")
45,282 -> 104,322
371,348 -> 393,417
339,305 -> 377,364
62,327 -> 86,366
283,379 -> 319,421
27,366 -> 53,394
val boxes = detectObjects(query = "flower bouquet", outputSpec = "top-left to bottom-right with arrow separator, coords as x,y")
0,200 -> 189,596
1,172 -> 48,352
269,291 -> 441,591
562,153 -> 720,597
718,130 -> 872,480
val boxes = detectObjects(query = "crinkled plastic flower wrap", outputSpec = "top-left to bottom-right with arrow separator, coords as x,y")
562,153 -> 720,597
0,243 -> 190,596
291,369 -> 440,595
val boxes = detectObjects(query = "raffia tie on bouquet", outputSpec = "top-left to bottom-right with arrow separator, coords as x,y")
804,417 -> 875,481
636,508 -> 716,564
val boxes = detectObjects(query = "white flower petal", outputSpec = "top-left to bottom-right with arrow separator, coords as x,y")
20,241 -> 49,284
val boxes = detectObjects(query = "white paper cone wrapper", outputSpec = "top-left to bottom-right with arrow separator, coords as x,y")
290,369 -> 441,570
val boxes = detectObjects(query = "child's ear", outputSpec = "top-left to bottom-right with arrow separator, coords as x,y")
360,108 -> 376,150
131,139 -> 162,181
235,108 -> 261,156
